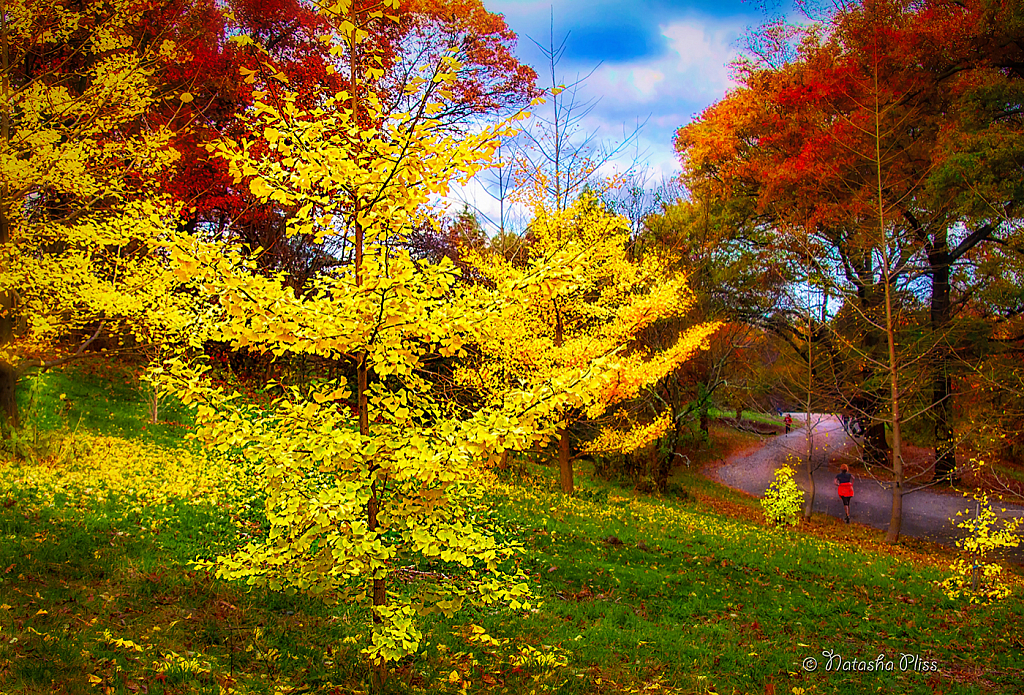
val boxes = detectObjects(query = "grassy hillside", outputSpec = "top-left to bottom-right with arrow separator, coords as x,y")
1,363 -> 1021,694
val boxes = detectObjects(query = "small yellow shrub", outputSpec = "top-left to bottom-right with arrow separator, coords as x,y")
939,493 -> 1021,603
761,464 -> 803,526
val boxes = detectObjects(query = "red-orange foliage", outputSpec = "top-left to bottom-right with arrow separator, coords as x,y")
677,0 -> 1024,481
152,0 -> 537,286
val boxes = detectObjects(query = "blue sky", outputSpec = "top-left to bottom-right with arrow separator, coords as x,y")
483,0 -> 780,180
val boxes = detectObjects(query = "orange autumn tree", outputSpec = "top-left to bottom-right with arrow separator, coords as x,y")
466,195 -> 719,493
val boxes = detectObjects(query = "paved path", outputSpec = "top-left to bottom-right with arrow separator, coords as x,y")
708,415 -> 1024,564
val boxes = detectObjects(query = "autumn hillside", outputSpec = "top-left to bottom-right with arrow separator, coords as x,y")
1,364 -> 1022,695
4,0 -> 1024,693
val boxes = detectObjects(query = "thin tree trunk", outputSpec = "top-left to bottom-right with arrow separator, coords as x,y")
933,371 -> 955,480
0,285 -> 13,431
348,13 -> 386,691
863,421 -> 889,467
927,235 -> 956,481
558,427 -> 573,494
804,304 -> 814,521
553,294 -> 573,493
878,261 -> 905,541
0,361 -> 16,433
873,74 -> 905,544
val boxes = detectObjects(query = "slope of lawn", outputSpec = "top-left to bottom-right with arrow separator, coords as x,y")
0,363 -> 1021,694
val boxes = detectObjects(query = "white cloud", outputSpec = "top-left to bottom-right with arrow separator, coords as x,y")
549,15 -> 744,189
585,16 -> 744,112
595,66 -> 666,103
459,6 -> 759,219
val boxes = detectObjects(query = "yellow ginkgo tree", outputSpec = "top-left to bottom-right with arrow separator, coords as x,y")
0,0 -> 185,430
156,0 -> 589,689
466,195 -> 719,493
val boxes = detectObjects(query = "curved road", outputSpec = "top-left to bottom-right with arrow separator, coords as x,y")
708,415 -> 1024,564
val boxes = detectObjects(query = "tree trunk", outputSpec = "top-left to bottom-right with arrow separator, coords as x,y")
348,11 -> 387,690
367,481 -> 387,692
927,235 -> 957,482
863,422 -> 889,467
148,389 -> 159,424
803,307 -> 814,521
672,403 -> 686,459
0,290 -> 14,432
886,460 -> 903,543
933,372 -> 956,481
803,453 -> 815,521
0,360 -> 16,433
558,427 -> 573,494
803,417 -> 815,521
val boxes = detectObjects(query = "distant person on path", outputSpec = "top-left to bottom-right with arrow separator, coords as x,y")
835,464 -> 854,523
784,414 -> 792,433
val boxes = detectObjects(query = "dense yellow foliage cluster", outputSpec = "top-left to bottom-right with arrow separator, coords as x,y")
153,2 -> 567,670
467,196 -> 718,489
0,433 -> 251,510
0,0 -> 184,368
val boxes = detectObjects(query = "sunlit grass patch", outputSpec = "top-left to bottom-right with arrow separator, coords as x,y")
475,463 -> 1024,695
11,362 -> 195,449
0,432 -> 256,514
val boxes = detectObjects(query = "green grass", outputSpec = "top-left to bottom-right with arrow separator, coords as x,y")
709,407 -> 786,427
994,463 -> 1024,485
10,360 -> 194,448
1,365 -> 1022,694
488,464 -> 1024,694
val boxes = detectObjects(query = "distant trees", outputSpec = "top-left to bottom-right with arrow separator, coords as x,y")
677,0 -> 1024,539
639,192 -> 790,453
468,195 -> 718,493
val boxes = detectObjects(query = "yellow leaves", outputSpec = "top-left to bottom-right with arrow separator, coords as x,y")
940,492 -> 1022,603
228,34 -> 256,48
583,414 -> 673,456
311,387 -> 349,404
468,196 -> 714,461
4,0 -> 185,381
100,629 -> 145,653
179,92 -> 194,103
761,461 -> 804,526
248,177 -> 291,205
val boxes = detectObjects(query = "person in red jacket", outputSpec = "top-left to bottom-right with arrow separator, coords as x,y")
834,463 -> 854,523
